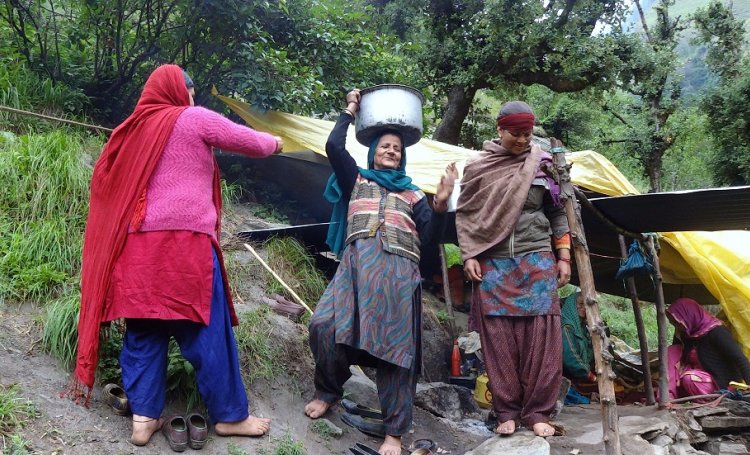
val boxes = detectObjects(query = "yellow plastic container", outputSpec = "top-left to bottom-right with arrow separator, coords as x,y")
474,373 -> 493,409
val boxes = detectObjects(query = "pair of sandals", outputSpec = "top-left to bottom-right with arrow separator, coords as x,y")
161,413 -> 208,452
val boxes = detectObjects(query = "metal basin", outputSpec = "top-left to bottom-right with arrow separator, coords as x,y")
355,84 -> 424,147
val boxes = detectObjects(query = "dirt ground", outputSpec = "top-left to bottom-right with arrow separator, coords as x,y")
0,206 -> 681,455
0,222 -> 488,455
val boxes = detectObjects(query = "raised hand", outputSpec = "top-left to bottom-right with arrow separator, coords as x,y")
433,162 -> 458,213
345,89 -> 361,116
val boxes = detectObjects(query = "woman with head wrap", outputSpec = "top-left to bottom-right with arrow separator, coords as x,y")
455,101 -> 571,437
303,89 -> 457,455
72,64 -> 283,448
666,297 -> 750,398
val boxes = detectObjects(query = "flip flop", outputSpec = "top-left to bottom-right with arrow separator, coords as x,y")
341,399 -> 384,420
354,442 -> 381,455
340,413 -> 386,439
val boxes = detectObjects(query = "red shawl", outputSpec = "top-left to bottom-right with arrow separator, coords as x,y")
72,64 -> 191,398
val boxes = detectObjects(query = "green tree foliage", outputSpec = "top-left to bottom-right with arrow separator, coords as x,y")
0,0 -> 411,123
409,0 -> 631,145
613,0 -> 685,192
691,0 -> 750,185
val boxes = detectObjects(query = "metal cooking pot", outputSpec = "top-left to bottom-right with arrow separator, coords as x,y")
355,84 -> 425,147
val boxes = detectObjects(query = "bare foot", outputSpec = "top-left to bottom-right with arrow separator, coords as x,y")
304,399 -> 332,419
379,435 -> 402,455
215,416 -> 271,437
495,420 -> 516,435
130,415 -> 164,446
533,422 -> 555,437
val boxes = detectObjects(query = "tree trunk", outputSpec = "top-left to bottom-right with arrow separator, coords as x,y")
432,85 -> 478,145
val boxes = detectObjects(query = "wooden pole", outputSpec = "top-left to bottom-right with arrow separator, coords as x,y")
243,243 -> 314,315
618,235 -> 655,405
438,244 -> 458,340
644,235 -> 670,408
550,138 -> 621,455
0,105 -> 113,133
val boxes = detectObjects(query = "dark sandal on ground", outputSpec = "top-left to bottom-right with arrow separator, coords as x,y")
103,383 -> 130,416
350,442 -> 380,455
162,415 -> 189,452
340,413 -> 386,438
341,398 -> 384,420
186,412 -> 208,450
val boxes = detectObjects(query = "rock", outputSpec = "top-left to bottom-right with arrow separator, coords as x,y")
719,399 -> 750,417
699,415 -> 750,431
717,442 -> 749,454
649,435 -> 673,447
691,432 -> 709,444
671,441 -> 711,455
415,382 -> 483,421
315,418 -> 343,438
620,434 -> 655,455
690,406 -> 728,418
342,365 -> 378,408
617,415 -> 669,441
463,433 -> 550,455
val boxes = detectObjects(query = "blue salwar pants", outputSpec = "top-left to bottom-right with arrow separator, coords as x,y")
120,249 -> 249,423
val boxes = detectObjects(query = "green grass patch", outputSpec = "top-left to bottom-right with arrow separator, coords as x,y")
0,384 -> 39,438
598,293 -> 673,350
264,237 -> 327,311
0,130 -> 99,303
258,433 -> 306,455
309,419 -> 339,441
42,290 -> 81,370
234,306 -> 283,382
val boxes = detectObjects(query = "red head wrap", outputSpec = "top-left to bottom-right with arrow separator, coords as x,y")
496,112 -> 535,132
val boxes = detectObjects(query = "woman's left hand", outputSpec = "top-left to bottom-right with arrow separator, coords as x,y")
433,162 -> 458,213
557,259 -> 572,288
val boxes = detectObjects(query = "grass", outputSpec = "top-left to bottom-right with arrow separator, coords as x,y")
0,384 -> 39,438
0,130 -> 98,303
42,290 -> 81,370
597,293 -> 673,350
234,306 -> 283,382
258,433 -> 306,455
0,60 -> 90,134
309,419 -> 339,441
264,237 -> 328,312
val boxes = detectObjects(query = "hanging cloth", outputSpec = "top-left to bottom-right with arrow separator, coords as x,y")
615,239 -> 655,281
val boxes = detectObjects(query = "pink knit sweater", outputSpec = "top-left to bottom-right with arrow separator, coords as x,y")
138,106 -> 277,237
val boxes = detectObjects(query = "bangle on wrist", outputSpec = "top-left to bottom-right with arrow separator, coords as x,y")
343,108 -> 355,118
558,257 -> 571,263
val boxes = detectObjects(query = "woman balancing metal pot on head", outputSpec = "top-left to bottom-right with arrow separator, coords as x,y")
304,88 -> 457,455
456,101 -> 571,438
70,64 -> 282,448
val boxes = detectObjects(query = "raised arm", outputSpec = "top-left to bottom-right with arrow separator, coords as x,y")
189,106 -> 282,157
324,90 -> 360,197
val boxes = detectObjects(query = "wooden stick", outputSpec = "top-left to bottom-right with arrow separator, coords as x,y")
644,235 -> 670,408
243,243 -> 313,315
618,234 -> 655,405
0,105 -> 113,133
551,138 -> 621,455
438,244 -> 457,340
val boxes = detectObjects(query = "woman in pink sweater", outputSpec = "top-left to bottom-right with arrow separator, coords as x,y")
75,64 -> 282,449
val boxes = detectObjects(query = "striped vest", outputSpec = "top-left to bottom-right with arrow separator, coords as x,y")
345,175 -> 425,263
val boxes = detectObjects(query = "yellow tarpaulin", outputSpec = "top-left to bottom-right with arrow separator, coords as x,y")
217,94 -> 750,354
